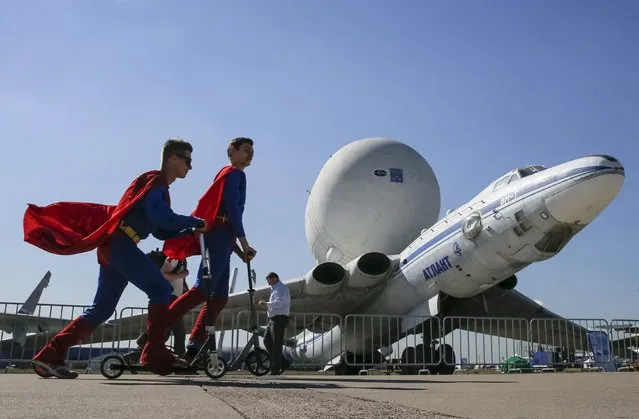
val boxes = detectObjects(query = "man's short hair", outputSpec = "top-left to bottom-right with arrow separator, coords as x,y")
227,137 -> 253,156
266,272 -> 279,280
162,137 -> 193,165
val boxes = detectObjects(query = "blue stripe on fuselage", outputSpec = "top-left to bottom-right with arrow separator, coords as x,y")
400,165 -> 612,269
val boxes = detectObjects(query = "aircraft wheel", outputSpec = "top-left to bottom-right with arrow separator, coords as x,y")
100,355 -> 125,379
204,355 -> 227,379
245,348 -> 270,376
400,346 -> 418,375
437,344 -> 456,375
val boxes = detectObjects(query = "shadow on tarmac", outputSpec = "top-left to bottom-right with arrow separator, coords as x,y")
99,374 -> 517,391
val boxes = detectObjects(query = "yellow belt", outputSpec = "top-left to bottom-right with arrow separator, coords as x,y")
118,222 -> 140,244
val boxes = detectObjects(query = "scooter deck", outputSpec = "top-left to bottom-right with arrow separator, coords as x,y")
108,362 -> 201,374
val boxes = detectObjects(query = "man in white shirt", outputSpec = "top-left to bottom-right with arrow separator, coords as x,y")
258,272 -> 291,375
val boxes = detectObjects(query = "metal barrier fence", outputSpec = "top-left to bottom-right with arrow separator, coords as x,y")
235,310 -> 343,370
608,319 -> 639,371
0,302 -> 118,370
343,314 -> 442,372
1,301 -> 638,374
441,316 -> 530,369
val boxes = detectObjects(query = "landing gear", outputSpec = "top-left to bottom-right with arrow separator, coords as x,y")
334,351 -> 385,375
334,356 -> 361,375
437,343 -> 456,375
399,342 -> 456,375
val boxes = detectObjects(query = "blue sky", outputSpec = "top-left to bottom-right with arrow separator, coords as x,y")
1,0 -> 637,321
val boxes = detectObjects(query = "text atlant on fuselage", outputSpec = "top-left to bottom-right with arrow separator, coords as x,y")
423,255 -> 453,280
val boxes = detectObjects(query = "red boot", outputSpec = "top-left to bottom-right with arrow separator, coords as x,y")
133,288 -> 206,350
140,303 -> 188,375
32,316 -> 94,379
189,296 -> 228,344
166,288 -> 206,330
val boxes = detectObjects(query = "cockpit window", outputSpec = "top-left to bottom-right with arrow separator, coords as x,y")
518,165 -> 547,178
489,165 -> 547,194
507,172 -> 520,184
493,170 -> 521,192
493,174 -> 510,191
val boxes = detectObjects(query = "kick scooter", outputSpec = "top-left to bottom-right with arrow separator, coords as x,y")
100,235 -> 230,379
224,260 -> 271,376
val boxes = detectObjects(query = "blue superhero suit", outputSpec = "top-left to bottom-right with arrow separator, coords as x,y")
31,180 -> 204,379
162,168 -> 247,352
195,168 -> 246,297
83,186 -> 204,325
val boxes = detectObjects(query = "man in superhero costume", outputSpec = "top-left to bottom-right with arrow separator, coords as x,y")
134,137 -> 257,363
23,138 -> 207,378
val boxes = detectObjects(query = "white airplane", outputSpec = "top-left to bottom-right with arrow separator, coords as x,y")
113,138 -> 625,375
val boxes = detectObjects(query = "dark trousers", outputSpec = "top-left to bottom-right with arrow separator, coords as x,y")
263,315 -> 289,373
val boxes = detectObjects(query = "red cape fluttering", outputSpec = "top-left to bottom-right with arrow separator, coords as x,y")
23,170 -> 167,256
162,165 -> 236,260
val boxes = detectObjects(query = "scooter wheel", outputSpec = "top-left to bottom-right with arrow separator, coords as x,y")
100,355 -> 125,379
204,355 -> 227,379
245,348 -> 270,376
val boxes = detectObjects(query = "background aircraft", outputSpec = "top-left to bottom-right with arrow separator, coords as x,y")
0,271 -> 118,362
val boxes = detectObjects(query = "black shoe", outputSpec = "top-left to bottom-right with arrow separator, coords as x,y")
280,358 -> 291,373
32,360 -> 78,379
135,333 -> 149,348
124,349 -> 141,365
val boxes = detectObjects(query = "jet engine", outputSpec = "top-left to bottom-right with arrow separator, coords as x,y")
303,261 -> 347,296
497,274 -> 518,290
344,251 -> 393,288
305,137 -> 441,266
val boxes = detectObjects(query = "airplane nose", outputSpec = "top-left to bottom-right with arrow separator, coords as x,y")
543,156 -> 624,225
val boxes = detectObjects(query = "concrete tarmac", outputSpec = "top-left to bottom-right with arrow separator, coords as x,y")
0,372 -> 637,418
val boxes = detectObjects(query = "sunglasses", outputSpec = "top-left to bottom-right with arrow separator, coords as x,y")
174,154 -> 192,166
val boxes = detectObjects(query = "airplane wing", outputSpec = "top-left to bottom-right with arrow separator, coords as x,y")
110,273 -> 389,343
440,286 -> 597,353
0,313 -> 72,336
0,322 -> 119,355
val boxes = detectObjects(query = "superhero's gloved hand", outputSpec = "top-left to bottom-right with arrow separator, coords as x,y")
194,218 -> 207,232
243,246 -> 257,262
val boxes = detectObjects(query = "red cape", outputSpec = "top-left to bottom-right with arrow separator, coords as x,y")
23,170 -> 167,256
162,165 -> 236,260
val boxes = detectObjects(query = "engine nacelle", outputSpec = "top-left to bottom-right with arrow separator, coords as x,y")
344,252 -> 392,288
303,261 -> 346,296
497,274 -> 518,290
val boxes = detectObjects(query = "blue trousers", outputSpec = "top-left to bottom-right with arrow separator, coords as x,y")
194,227 -> 233,299
81,232 -> 173,326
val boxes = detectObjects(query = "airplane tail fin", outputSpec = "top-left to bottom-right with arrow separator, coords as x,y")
17,271 -> 51,315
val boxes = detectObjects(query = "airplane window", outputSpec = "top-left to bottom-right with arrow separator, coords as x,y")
493,174 -> 511,191
518,165 -> 547,178
507,173 -> 520,184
